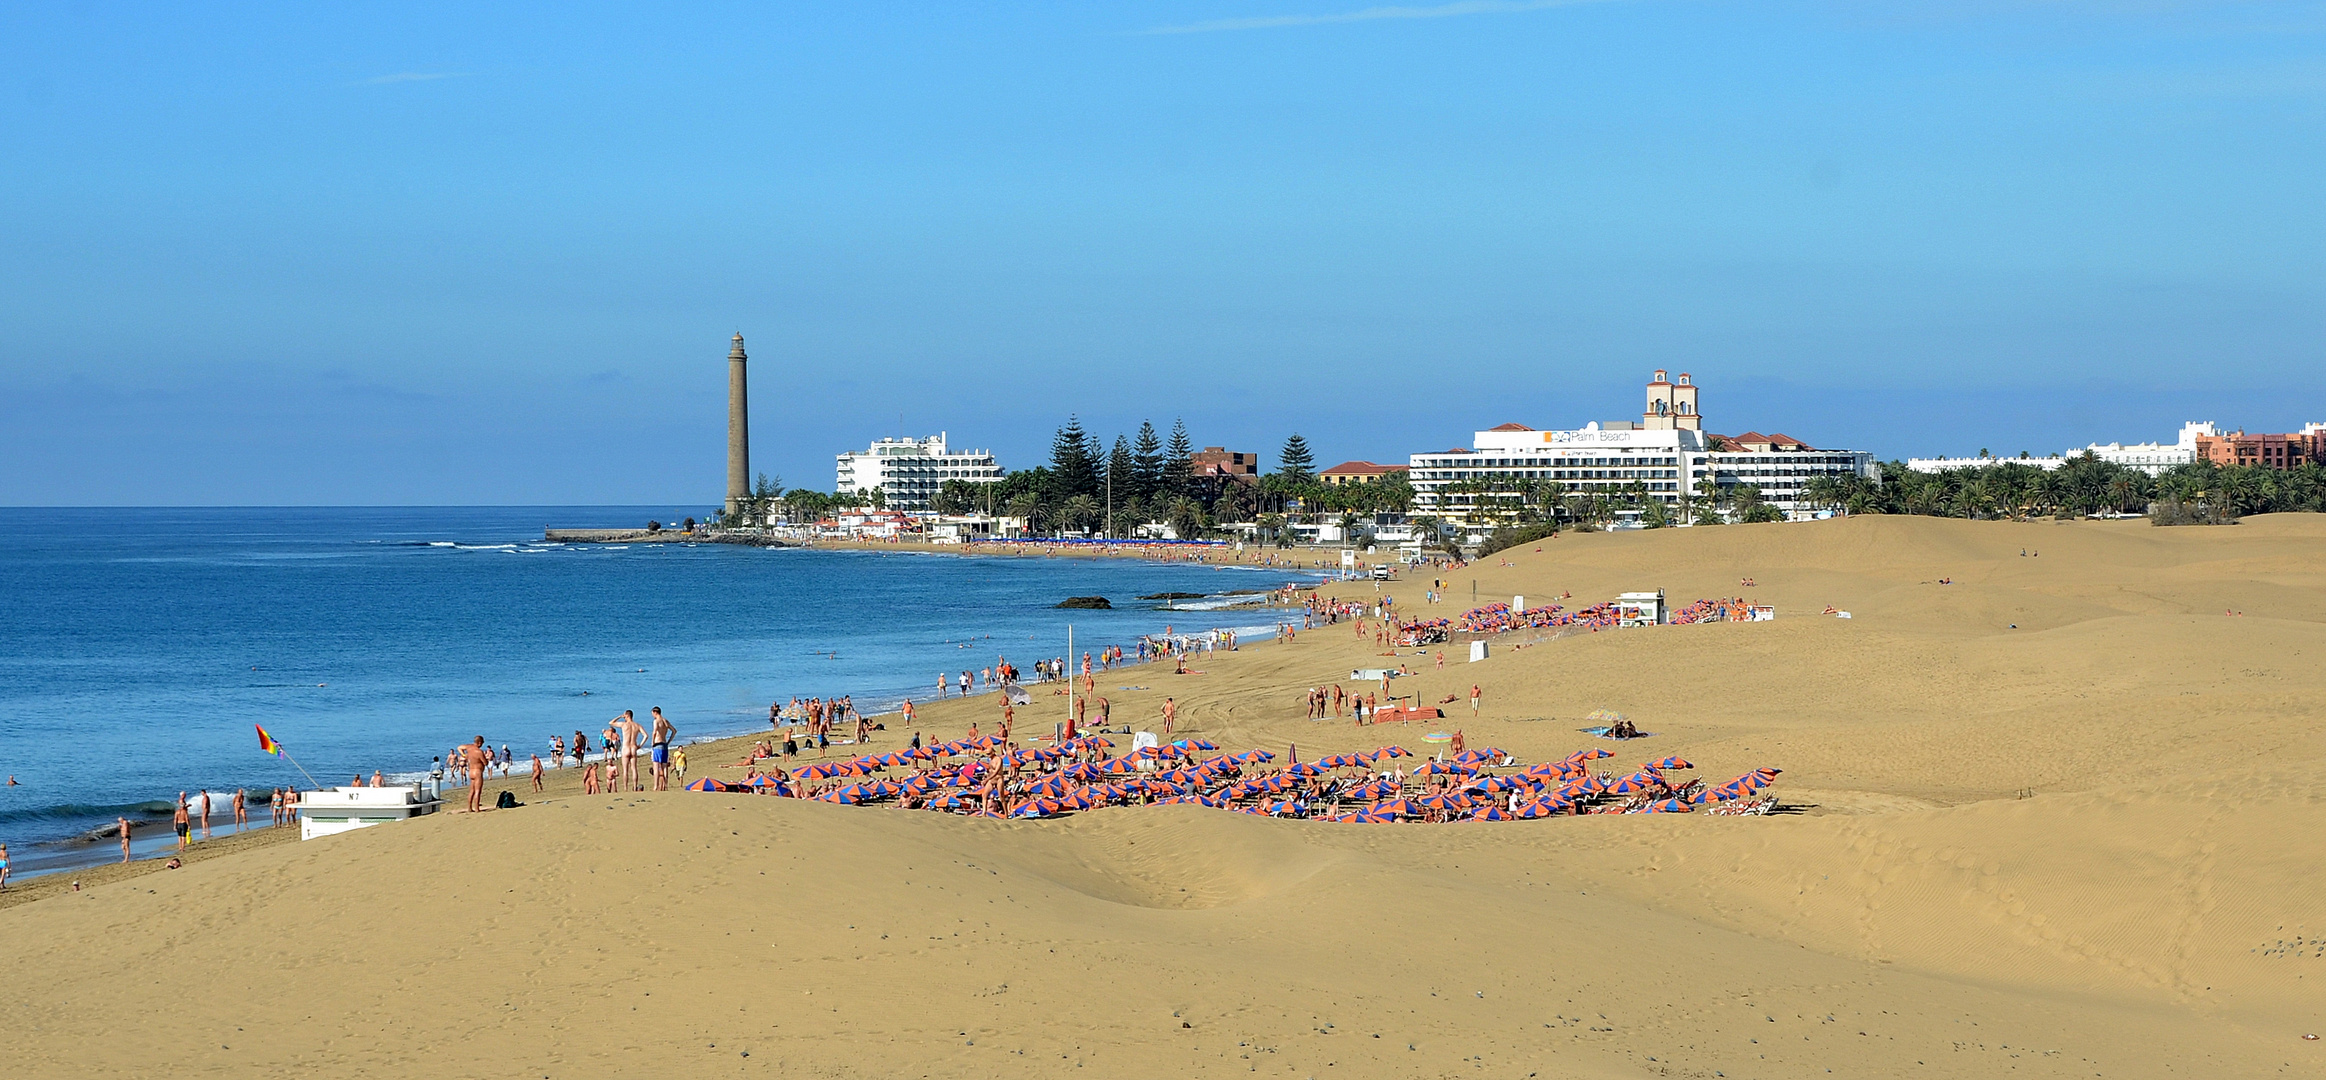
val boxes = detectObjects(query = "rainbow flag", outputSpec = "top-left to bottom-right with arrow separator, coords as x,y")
256,725 -> 283,755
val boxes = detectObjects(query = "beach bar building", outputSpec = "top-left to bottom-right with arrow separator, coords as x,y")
1617,591 -> 1666,627
295,784 -> 441,841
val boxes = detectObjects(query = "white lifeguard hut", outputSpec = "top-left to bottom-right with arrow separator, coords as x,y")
1616,591 -> 1666,627
295,784 -> 441,841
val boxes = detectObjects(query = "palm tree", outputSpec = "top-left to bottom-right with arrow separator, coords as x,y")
1058,494 -> 1102,534
1165,496 -> 1206,540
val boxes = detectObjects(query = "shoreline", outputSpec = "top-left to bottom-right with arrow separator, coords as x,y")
2,587 -> 1313,882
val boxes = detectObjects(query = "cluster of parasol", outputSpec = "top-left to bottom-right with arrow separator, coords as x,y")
685,736 -> 1781,823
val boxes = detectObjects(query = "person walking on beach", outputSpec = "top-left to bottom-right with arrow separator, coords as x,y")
1162,697 -> 1177,736
118,816 -> 133,863
0,843 -> 11,891
462,736 -> 490,812
530,754 -> 545,793
1470,684 -> 1482,716
232,788 -> 247,829
650,707 -> 675,791
173,795 -> 190,851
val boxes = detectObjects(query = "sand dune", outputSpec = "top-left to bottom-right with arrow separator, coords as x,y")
5,514 -> 2323,1078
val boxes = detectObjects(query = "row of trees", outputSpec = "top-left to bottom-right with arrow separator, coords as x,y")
1431,475 -> 1787,533
929,419 -> 1418,540
718,433 -> 2326,540
1798,456 -> 2326,522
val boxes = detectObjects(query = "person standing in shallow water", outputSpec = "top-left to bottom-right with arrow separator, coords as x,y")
118,816 -> 133,863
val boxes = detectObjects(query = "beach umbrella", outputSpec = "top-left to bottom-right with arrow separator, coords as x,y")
1367,798 -> 1417,817
1010,797 -> 1065,819
1413,760 -> 1474,777
1638,798 -> 1692,813
1566,748 -> 1615,762
1468,806 -> 1514,822
1646,756 -> 1694,770
1515,798 -> 1569,818
1470,775 -> 1526,793
1609,773 -> 1663,795
1372,746 -> 1411,759
683,778 -> 732,792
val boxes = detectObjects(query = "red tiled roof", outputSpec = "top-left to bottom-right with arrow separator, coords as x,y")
1320,461 -> 1404,476
1486,422 -> 1535,432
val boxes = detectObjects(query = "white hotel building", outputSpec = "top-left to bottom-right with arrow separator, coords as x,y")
835,433 -> 1002,512
1408,371 -> 1879,524
1907,422 -> 2216,478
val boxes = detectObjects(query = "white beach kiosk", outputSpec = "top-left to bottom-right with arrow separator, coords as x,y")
1616,591 -> 1666,627
295,784 -> 441,840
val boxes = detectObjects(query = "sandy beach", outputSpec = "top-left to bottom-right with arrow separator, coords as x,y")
6,513 -> 2323,1078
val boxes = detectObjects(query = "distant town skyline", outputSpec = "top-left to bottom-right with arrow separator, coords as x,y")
3,3 -> 2321,505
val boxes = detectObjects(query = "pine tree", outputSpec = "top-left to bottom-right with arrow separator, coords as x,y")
1108,435 -> 1135,508
1163,418 -> 1194,498
1049,416 -> 1100,502
1276,433 -> 1316,482
1131,421 -> 1164,504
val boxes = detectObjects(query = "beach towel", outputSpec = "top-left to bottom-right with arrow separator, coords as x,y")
1579,726 -> 1658,740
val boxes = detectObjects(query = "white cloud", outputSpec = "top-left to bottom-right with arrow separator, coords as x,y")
1141,0 -> 1612,35
365,72 -> 465,85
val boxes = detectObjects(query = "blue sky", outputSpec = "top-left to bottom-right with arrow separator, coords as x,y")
3,2 -> 2322,505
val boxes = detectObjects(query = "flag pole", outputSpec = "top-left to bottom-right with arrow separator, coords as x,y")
276,748 -> 323,790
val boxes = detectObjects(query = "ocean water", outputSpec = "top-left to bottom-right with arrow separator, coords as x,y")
0,507 -> 1313,868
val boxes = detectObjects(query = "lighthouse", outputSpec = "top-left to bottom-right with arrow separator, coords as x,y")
725,333 -> 750,519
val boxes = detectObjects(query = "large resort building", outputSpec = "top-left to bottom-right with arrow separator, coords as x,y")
1909,422 -> 2219,477
1407,371 -> 1878,525
834,433 -> 1002,512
